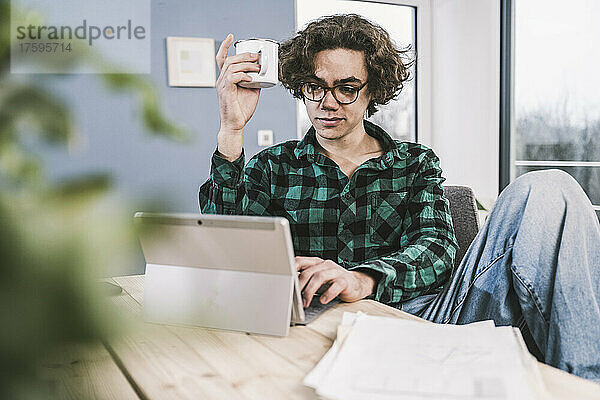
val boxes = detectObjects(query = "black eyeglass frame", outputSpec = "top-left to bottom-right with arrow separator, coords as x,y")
300,81 -> 368,105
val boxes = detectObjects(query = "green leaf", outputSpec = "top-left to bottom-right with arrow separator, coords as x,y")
475,198 -> 488,211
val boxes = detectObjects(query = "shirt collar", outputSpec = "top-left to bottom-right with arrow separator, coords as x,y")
293,120 -> 406,167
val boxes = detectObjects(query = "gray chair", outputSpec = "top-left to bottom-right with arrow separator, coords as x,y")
443,185 -> 481,270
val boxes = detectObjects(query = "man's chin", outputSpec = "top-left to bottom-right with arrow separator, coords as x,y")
315,127 -> 345,141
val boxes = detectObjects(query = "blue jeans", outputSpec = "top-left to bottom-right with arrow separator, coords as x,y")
400,170 -> 600,383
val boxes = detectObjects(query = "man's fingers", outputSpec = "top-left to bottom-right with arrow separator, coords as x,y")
227,62 -> 261,74
227,72 -> 254,86
320,281 -> 344,304
315,281 -> 331,295
221,52 -> 260,74
298,264 -> 321,292
216,33 -> 234,71
295,256 -> 323,271
302,268 -> 338,307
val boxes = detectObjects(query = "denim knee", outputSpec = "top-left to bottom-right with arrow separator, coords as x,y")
510,169 -> 586,204
515,169 -> 573,188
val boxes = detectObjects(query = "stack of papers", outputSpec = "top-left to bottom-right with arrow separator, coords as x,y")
304,313 -> 549,400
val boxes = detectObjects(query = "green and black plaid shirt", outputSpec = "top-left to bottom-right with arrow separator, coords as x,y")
199,121 -> 458,306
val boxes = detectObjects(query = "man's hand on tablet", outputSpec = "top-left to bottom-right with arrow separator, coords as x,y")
295,256 -> 376,308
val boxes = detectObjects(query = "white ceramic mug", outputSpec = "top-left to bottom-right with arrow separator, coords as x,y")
234,38 -> 279,88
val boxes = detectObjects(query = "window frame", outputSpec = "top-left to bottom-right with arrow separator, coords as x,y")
293,0 -> 433,145
500,0 -> 600,214
499,0 -> 513,193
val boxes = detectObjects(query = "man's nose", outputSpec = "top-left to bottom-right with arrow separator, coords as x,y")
320,90 -> 339,110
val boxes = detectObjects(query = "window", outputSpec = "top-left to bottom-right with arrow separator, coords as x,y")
295,0 -> 428,142
501,0 -> 600,219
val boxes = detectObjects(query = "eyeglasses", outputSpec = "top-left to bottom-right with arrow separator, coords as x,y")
301,81 -> 368,105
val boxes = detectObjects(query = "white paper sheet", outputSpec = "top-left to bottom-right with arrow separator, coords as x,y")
306,314 -> 543,400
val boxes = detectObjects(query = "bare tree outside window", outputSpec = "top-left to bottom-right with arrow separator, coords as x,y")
513,0 -> 600,220
514,100 -> 600,206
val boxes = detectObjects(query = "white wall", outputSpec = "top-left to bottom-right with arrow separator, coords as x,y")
430,0 -> 500,205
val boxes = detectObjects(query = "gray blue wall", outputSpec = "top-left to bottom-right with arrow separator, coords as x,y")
42,0 -> 297,213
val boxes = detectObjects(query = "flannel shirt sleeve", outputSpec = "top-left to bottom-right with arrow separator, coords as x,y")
198,150 -> 271,215
348,149 -> 458,306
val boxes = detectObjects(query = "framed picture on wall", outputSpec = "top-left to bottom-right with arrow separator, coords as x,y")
166,37 -> 216,87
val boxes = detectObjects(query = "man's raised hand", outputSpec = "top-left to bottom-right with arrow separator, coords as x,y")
215,33 -> 262,161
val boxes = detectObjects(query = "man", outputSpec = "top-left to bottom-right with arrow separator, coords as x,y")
199,15 -> 600,382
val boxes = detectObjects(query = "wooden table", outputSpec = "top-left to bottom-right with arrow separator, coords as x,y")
45,275 -> 600,399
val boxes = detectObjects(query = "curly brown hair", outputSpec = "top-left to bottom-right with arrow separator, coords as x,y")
279,14 -> 414,117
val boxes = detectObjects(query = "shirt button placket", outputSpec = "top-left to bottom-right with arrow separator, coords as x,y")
337,189 -> 355,262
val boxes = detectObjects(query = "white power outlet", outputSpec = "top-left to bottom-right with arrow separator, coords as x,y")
257,129 -> 273,146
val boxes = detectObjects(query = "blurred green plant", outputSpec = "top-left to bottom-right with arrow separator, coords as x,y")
0,0 -> 188,397
0,4 -> 188,186
475,198 -> 487,211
